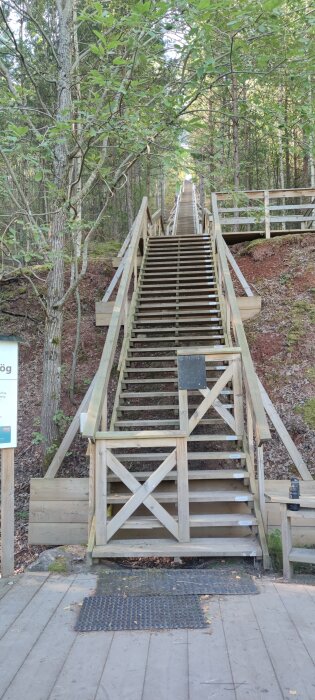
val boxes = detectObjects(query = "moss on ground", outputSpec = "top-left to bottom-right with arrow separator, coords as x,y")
48,556 -> 68,574
296,398 -> 315,429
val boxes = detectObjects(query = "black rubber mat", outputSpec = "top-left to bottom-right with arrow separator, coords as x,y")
96,567 -> 258,596
75,594 -> 207,632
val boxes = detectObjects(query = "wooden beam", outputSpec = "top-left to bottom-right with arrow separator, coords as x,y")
211,192 -> 270,445
1,448 -> 14,578
257,378 -> 312,481
84,198 -> 148,438
45,377 -> 96,479
224,243 -> 254,296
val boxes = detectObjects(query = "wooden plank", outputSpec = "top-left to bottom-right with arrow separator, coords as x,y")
212,194 -> 270,445
219,595 -> 284,700
107,469 -> 247,481
93,537 -> 261,558
107,489 -> 253,506
177,345 -> 241,356
189,365 -> 234,433
106,450 -> 178,540
84,198 -> 148,439
114,452 -> 244,462
28,523 -> 88,545
257,378 -> 312,480
188,603 -> 237,700
237,296 -> 261,320
50,630 -> 113,700
1,448 -> 14,578
280,503 -> 293,581
30,478 -> 89,502
1,575 -> 97,700
142,630 -> 189,700
179,389 -> 189,433
250,582 -> 315,700
224,244 -> 254,296
95,430 -> 185,440
0,574 -> 75,697
176,438 -> 190,542
29,500 -> 89,523
275,583 -> 315,664
96,632 -> 150,700
215,187 -> 315,199
115,513 -> 256,529
289,548 -> 315,564
95,441 -> 107,546
0,573 -> 49,640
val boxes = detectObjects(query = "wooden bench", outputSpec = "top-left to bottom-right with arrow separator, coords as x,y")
265,489 -> 315,580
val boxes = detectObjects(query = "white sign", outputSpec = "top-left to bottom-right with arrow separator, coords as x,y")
0,340 -> 18,448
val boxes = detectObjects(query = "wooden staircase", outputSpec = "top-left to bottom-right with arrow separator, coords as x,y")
88,182 -> 266,561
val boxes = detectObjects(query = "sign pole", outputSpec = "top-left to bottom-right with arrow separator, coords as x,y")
1,448 -> 14,578
0,335 -> 19,578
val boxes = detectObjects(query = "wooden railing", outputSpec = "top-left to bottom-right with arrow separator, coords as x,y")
213,187 -> 315,239
83,197 -> 163,440
209,194 -> 271,448
44,200 -> 163,480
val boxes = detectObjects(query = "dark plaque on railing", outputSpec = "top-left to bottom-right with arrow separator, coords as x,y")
178,355 -> 207,391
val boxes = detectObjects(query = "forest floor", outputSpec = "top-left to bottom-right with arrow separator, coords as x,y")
1,232 -> 315,572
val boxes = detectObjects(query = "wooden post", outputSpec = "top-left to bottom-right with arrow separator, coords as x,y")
101,393 -> 107,431
1,448 -> 14,578
280,503 -> 293,580
95,441 -> 107,545
257,445 -> 266,530
232,356 -> 244,439
264,190 -> 270,239
88,442 -> 96,533
178,390 -> 189,434
176,438 -> 190,542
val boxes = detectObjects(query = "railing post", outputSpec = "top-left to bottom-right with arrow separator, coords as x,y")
232,356 -> 244,439
1,448 -> 14,578
95,441 -> 107,545
101,394 -> 107,431
264,190 -> 270,239
176,437 -> 190,542
88,441 -> 96,533
178,389 -> 189,434
257,445 -> 267,529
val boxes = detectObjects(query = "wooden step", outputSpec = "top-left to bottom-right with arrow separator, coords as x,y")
92,537 -> 261,559
123,366 -> 227,374
134,318 -> 221,326
289,548 -> 315,564
140,283 -> 216,290
130,335 -> 224,342
107,469 -> 247,482
135,309 -> 221,324
137,301 -> 219,309
114,451 -> 243,461
114,418 -> 226,427
107,488 -> 253,504
132,326 -> 223,335
116,513 -> 257,530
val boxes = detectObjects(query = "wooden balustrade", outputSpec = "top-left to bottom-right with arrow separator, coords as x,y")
211,187 -> 315,240
83,198 -> 163,440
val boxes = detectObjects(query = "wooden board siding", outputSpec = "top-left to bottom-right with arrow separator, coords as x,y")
28,477 -> 315,546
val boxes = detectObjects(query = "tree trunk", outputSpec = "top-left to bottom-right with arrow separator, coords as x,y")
40,0 -> 72,453
126,170 -> 134,230
231,73 -> 240,190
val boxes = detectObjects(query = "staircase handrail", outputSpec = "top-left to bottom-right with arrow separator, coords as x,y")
209,194 -> 271,446
84,197 -> 154,439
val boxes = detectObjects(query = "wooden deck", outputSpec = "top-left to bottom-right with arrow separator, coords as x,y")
0,571 -> 315,699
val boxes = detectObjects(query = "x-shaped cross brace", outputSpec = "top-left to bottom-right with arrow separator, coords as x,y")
106,449 -> 179,541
